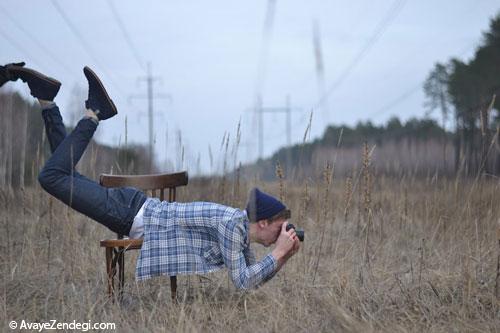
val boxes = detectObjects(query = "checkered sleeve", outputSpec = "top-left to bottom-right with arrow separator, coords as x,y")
245,248 -> 256,266
219,215 -> 277,290
247,247 -> 277,284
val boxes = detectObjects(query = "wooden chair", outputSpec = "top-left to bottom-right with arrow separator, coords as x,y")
99,171 -> 188,302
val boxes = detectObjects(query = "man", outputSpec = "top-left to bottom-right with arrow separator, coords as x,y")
0,62 -> 300,290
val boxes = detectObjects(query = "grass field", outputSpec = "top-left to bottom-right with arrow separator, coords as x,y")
1,166 -> 500,332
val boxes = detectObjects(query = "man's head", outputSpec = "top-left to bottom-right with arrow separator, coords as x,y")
246,188 -> 291,247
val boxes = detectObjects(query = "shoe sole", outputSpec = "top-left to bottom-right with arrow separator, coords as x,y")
13,67 -> 61,87
83,66 -> 117,116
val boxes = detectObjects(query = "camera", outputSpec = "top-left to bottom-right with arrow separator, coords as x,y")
286,223 -> 304,242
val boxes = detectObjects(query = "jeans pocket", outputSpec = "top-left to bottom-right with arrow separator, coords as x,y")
103,187 -> 147,235
108,187 -> 137,208
104,187 -> 141,232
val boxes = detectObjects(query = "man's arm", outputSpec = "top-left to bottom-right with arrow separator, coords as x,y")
245,247 -> 277,284
220,218 -> 300,290
219,219 -> 277,289
271,222 -> 301,272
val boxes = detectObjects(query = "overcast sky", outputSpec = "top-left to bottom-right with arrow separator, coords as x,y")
1,0 -> 498,175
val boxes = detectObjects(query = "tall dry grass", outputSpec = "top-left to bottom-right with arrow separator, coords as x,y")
1,168 -> 500,332
1,94 -> 500,332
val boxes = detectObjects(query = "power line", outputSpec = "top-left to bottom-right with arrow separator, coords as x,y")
249,0 -> 406,161
50,0 -> 127,98
106,0 -> 146,72
314,0 -> 407,110
341,5 -> 481,124
0,3 -> 76,77
277,0 -> 406,154
369,83 -> 421,119
368,42 -> 479,120
0,27 -> 45,70
372,85 -> 500,124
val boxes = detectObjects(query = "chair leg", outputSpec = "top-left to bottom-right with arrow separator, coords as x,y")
118,247 -> 125,301
105,247 -> 114,299
170,276 -> 177,301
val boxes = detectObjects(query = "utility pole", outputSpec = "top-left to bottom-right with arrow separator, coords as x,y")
313,20 -> 329,124
130,62 -> 171,172
257,94 -> 263,160
253,0 -> 276,161
254,95 -> 300,171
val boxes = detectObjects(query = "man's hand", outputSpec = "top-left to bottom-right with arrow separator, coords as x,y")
272,222 -> 300,265
285,237 -> 300,259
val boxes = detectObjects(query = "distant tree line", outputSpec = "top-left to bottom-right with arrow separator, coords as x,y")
247,12 -> 500,180
248,116 -> 450,180
0,92 -> 152,188
424,12 -> 500,175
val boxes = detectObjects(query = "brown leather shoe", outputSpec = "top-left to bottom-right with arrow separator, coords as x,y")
6,64 -> 61,101
83,66 -> 117,120
0,62 -> 25,87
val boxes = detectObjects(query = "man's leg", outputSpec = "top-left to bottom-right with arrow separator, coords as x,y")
37,116 -> 146,235
40,102 -> 67,153
40,100 -> 103,189
39,67 -> 146,235
1,63 -> 146,235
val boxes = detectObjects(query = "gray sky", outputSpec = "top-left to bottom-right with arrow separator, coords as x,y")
1,0 -> 498,175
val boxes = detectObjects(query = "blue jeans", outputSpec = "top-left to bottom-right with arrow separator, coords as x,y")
38,105 -> 147,236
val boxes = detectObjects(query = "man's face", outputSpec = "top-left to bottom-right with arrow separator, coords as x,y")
260,218 -> 286,247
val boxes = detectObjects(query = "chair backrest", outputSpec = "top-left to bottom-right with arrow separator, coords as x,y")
99,171 -> 189,238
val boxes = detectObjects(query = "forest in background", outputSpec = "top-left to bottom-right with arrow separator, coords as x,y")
1,13 -> 499,186
423,12 -> 500,175
0,92 -> 150,188
245,13 -> 500,180
0,90 -> 458,187
246,117 -> 455,180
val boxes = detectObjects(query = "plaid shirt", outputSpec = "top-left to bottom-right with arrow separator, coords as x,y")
135,198 -> 278,289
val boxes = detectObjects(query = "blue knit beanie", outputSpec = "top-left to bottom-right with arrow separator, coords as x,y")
246,188 -> 286,222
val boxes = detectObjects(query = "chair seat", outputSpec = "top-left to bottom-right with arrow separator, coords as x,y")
100,238 -> 143,250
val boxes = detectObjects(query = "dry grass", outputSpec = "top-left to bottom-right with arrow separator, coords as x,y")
1,169 -> 500,332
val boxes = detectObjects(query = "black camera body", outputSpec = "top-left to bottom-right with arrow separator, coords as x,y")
286,223 -> 304,242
